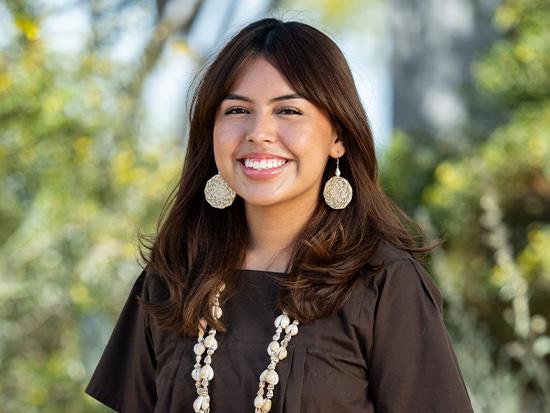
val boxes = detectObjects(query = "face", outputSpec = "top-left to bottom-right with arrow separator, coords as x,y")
213,57 -> 345,210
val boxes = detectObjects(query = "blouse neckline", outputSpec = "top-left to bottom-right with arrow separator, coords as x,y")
236,268 -> 288,276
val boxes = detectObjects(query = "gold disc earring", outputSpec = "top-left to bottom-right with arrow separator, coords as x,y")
323,156 -> 353,209
204,171 -> 236,209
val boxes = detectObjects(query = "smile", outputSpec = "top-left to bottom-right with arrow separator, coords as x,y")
238,157 -> 291,180
242,158 -> 288,171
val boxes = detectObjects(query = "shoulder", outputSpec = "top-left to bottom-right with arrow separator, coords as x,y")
362,238 -> 444,315
357,239 -> 448,365
361,242 -> 473,412
368,237 -> 413,266
139,267 -> 170,305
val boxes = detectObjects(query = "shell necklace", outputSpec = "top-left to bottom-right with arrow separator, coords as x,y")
191,282 -> 300,413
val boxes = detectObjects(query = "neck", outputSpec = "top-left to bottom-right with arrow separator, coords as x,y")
244,196 -> 318,272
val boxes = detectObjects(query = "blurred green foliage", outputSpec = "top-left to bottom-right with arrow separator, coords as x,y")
1,0 -> 549,412
0,2 -> 180,412
381,0 -> 550,411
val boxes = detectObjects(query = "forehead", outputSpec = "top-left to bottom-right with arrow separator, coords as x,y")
228,57 -> 295,94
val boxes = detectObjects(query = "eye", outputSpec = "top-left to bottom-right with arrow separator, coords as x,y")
224,106 -> 249,115
278,107 -> 303,115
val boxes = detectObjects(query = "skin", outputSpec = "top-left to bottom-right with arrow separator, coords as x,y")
213,57 -> 345,272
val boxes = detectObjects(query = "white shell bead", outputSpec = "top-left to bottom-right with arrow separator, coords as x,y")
194,342 -> 206,355
274,314 -> 290,329
260,369 -> 269,382
193,395 -> 204,412
260,398 -> 272,412
191,367 -> 201,381
265,370 -> 279,385
200,364 -> 214,380
278,347 -> 288,360
212,305 -> 223,319
285,324 -> 298,336
254,395 -> 264,408
267,341 -> 280,356
202,396 -> 210,410
203,335 -> 218,350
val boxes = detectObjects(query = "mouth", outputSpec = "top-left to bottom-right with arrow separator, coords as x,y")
239,158 -> 289,171
236,157 -> 291,179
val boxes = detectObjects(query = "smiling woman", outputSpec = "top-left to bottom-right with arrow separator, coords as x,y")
85,18 -> 474,413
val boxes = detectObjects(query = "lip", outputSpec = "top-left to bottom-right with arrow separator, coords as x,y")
237,152 -> 291,161
237,157 -> 291,180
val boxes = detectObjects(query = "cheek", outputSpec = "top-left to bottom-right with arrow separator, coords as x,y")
212,138 -> 227,172
213,123 -> 239,161
214,120 -> 243,142
278,124 -> 312,152
281,123 -> 333,159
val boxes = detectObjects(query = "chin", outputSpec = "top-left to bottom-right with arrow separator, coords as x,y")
242,198 -> 280,207
240,194 -> 288,208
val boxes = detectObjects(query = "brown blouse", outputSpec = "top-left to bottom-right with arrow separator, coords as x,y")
85,240 -> 473,412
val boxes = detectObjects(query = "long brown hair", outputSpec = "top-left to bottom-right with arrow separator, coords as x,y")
138,18 -> 439,336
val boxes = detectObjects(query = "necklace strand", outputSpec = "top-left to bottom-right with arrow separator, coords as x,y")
191,282 -> 300,413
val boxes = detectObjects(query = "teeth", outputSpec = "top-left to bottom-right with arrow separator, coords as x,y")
244,159 -> 287,170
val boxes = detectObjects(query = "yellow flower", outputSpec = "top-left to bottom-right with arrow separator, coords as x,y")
15,17 -> 40,40
0,73 -> 11,91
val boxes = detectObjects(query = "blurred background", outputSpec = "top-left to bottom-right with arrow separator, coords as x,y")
0,0 -> 549,412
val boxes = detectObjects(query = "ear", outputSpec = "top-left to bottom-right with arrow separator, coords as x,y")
329,133 -> 346,158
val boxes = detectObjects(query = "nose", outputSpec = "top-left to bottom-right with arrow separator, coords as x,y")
246,112 -> 276,144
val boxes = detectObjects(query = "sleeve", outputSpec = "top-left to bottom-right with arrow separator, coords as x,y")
367,258 -> 473,413
85,270 -> 157,412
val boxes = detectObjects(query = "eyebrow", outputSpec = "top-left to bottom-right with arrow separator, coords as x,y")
224,93 -> 304,103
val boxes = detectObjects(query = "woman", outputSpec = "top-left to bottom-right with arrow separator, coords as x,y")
86,18 -> 474,413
